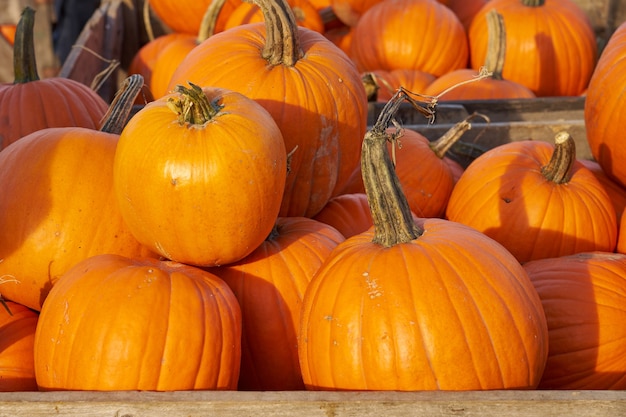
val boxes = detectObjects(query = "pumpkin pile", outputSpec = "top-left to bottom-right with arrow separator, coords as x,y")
1,0 -> 626,395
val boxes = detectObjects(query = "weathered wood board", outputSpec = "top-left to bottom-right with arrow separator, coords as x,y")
0,390 -> 625,417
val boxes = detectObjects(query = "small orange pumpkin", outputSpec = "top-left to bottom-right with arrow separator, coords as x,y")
446,132 -> 618,262
0,7 -> 108,150
468,0 -> 597,97
34,254 -> 242,391
349,0 -> 468,76
114,83 -> 287,267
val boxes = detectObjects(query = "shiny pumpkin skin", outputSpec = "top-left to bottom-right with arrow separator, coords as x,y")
349,0 -> 469,76
299,217 -> 549,390
468,0 -> 597,97
524,252 -> 626,389
34,254 -> 242,391
113,87 -> 287,267
0,127 -> 154,311
585,21 -> 626,189
446,140 -> 618,263
0,301 -> 38,392
209,216 -> 345,390
167,21 -> 368,218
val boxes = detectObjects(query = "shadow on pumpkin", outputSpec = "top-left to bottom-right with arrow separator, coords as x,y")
524,252 -> 626,390
206,265 -> 306,391
0,301 -> 38,391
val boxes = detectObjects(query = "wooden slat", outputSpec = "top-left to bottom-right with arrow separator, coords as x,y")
0,390 -> 625,416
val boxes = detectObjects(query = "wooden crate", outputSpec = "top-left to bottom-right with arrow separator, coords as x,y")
368,96 -> 589,167
0,389 -> 625,416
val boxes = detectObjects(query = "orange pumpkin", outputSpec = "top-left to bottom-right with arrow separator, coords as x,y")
209,217 -> 344,390
468,0 -> 597,97
0,7 -> 108,150
113,83 -> 286,267
446,132 -> 618,263
168,0 -> 368,218
424,10 -> 536,100
34,254 -> 242,391
0,76 -> 155,312
298,90 -> 549,390
349,0 -> 468,76
0,301 -> 38,392
313,193 -> 373,238
585,21 -> 626,189
524,252 -> 626,389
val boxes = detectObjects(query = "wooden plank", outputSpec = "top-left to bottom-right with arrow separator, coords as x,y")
0,390 -> 625,417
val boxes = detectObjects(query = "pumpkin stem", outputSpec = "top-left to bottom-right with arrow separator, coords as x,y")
198,0 -> 226,42
521,0 -> 545,6
246,0 -> 303,66
167,82 -> 223,125
13,7 -> 39,84
99,74 -> 145,134
483,9 -> 506,81
430,112 -> 490,158
541,131 -> 576,184
362,88 -> 434,247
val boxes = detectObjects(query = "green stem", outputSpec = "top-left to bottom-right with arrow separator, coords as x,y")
99,74 -> 145,134
167,82 -> 223,125
521,0 -> 545,6
13,6 -> 39,83
198,0 -> 226,42
362,90 -> 425,247
541,131 -> 576,184
247,0 -> 303,66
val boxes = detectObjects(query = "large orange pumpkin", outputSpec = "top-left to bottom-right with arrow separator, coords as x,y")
0,75 -> 155,312
446,132 -> 618,263
349,0 -> 468,76
298,90 -> 549,391
468,0 -> 597,97
0,301 -> 38,392
524,252 -> 626,389
0,7 -> 108,150
34,254 -> 242,391
585,21 -> 626,189
209,217 -> 344,390
424,9 -> 536,100
168,0 -> 368,218
114,83 -> 286,267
